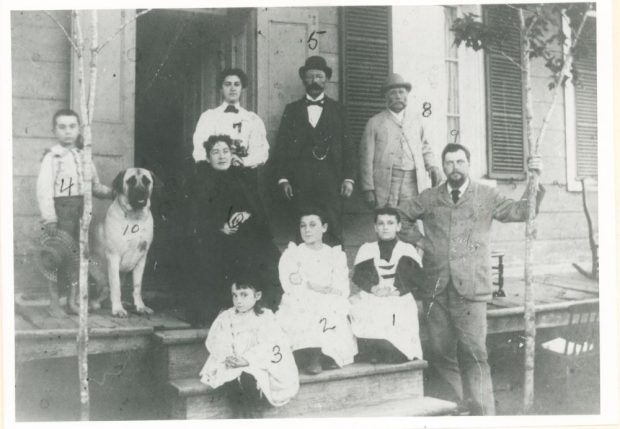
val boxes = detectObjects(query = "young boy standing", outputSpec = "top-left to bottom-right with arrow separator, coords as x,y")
36,109 -> 112,314
349,207 -> 423,363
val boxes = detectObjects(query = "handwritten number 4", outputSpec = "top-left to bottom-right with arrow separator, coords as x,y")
60,178 -> 74,196
271,345 -> 282,364
307,30 -> 326,50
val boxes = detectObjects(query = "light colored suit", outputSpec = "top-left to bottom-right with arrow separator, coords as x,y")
359,109 -> 435,207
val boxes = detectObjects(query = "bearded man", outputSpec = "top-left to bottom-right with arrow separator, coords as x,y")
273,56 -> 356,245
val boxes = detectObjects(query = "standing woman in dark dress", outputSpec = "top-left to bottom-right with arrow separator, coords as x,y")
187,134 -> 282,326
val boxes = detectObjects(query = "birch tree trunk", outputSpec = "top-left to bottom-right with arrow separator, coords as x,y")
74,10 -> 99,421
518,7 -> 538,413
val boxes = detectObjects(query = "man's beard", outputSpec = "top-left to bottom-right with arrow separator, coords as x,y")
447,172 -> 466,188
306,82 -> 324,93
388,101 -> 406,112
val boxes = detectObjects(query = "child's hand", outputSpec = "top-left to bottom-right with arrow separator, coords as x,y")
371,285 -> 391,297
44,222 -> 58,237
221,223 -> 239,235
225,355 -> 249,368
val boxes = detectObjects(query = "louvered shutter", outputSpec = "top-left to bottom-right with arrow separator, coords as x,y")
574,18 -> 597,179
341,6 -> 391,150
483,5 -> 526,179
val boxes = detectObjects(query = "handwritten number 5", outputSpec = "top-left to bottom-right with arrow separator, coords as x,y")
307,30 -> 326,50
271,345 -> 282,364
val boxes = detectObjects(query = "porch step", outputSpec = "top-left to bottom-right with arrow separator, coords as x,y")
303,396 -> 457,417
168,360 -> 432,419
153,329 -> 208,381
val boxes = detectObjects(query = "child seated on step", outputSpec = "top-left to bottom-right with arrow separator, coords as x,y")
349,207 -> 423,363
36,108 -> 112,315
199,275 -> 299,418
276,208 -> 357,375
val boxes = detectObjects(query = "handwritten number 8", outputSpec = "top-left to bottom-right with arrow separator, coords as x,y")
422,102 -> 432,118
271,345 -> 282,364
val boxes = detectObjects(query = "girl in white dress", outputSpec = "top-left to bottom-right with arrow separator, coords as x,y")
349,207 -> 423,363
200,278 -> 299,417
277,209 -> 357,374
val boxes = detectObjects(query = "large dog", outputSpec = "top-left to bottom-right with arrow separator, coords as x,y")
90,168 -> 156,317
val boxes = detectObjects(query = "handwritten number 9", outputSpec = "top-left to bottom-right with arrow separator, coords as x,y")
422,102 -> 432,118
271,345 -> 282,364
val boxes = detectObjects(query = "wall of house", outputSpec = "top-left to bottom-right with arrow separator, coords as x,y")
390,5 -> 598,274
12,10 -> 74,292
12,10 -> 136,293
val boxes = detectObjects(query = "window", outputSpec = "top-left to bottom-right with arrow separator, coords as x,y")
564,12 -> 597,191
341,6 -> 391,148
483,5 -> 526,179
445,6 -> 460,142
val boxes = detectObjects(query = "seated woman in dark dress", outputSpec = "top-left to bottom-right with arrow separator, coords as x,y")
186,135 -> 282,326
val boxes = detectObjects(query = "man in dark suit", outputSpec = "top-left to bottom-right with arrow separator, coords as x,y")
274,56 -> 356,245
398,143 -> 544,415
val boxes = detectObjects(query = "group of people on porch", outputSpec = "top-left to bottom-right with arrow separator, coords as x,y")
185,55 -> 545,417
37,54 -> 545,418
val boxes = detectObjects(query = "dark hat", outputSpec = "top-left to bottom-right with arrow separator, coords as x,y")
35,228 -> 78,282
381,73 -> 412,94
298,56 -> 333,80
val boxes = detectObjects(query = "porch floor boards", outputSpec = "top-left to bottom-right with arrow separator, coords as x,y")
15,271 -> 597,361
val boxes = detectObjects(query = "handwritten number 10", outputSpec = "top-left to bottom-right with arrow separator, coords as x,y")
123,224 -> 139,236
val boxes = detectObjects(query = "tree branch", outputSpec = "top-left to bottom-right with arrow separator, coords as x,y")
44,11 -> 79,54
96,9 -> 151,53
487,45 -> 527,72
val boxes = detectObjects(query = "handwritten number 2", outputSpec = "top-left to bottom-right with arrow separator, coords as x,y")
271,345 -> 282,364
422,102 -> 432,118
320,317 -> 336,332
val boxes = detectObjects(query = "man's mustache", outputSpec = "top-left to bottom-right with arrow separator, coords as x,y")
306,82 -> 323,91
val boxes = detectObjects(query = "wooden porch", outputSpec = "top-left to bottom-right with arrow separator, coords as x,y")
15,271 -> 598,362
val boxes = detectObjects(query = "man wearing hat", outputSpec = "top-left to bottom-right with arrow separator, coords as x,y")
359,73 -> 441,237
273,56 -> 356,245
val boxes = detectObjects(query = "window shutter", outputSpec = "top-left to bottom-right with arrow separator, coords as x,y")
574,18 -> 597,179
484,5 -> 526,179
341,6 -> 391,148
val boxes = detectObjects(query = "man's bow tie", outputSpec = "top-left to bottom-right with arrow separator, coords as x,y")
305,99 -> 324,107
224,105 -> 239,114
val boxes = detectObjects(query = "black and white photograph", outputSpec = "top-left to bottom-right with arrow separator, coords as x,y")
1,0 -> 617,427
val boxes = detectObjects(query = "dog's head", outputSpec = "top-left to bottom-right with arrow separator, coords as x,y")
112,168 -> 158,210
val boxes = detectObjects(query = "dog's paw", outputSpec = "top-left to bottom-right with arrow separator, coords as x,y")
136,305 -> 154,315
112,306 -> 128,318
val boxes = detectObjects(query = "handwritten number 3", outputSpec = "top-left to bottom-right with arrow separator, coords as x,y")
271,345 -> 282,364
320,317 -> 336,332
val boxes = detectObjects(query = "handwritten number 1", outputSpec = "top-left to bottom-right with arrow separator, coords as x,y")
60,178 -> 74,196
392,314 -> 396,326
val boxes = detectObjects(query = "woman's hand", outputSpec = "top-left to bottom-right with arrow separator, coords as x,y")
225,355 -> 249,368
221,223 -> 239,235
231,155 -> 245,167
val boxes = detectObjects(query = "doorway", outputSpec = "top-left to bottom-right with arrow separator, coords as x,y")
134,8 -> 254,292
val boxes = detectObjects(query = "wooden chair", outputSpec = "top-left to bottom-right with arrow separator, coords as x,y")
537,301 -> 600,412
